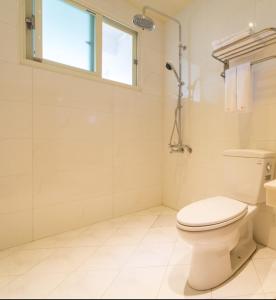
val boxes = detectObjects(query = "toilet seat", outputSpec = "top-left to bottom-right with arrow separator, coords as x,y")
177,196 -> 248,232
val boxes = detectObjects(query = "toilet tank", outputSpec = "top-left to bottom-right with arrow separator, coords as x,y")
223,149 -> 275,205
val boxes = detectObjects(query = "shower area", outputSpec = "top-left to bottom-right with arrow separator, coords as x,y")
133,6 -> 192,154
0,0 -> 167,251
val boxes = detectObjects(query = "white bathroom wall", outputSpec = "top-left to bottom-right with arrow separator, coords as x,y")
0,0 -> 164,249
163,0 -> 276,248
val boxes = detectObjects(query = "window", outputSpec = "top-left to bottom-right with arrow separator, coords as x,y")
24,0 -> 138,86
102,19 -> 137,86
42,0 -> 95,71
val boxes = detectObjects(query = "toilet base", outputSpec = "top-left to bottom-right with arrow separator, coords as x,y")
230,239 -> 256,275
187,222 -> 257,291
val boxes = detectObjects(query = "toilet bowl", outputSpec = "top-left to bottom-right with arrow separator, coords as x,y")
176,149 -> 275,291
177,196 -> 257,291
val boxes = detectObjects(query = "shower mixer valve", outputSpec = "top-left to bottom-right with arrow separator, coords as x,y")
169,144 -> 193,154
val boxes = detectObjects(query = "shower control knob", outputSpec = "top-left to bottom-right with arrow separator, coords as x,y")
266,163 -> 272,173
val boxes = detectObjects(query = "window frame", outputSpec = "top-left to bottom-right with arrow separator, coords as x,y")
20,0 -> 140,89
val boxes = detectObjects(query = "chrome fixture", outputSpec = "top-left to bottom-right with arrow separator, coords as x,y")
165,62 -> 182,85
133,14 -> 155,31
212,27 -> 276,78
133,6 -> 192,154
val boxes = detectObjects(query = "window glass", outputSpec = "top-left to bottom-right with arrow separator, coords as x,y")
102,20 -> 137,85
42,0 -> 95,71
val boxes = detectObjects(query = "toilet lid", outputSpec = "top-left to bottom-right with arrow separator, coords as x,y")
177,196 -> 248,230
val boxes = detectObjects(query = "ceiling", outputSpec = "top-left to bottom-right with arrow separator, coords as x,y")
127,0 -> 190,20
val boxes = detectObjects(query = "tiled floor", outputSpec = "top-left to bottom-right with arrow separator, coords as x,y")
0,206 -> 276,299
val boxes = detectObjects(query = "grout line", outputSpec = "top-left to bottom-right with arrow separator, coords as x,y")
100,214 -> 164,298
156,239 -> 178,299
111,83 -> 115,220
31,67 -> 34,243
44,248 -> 100,298
98,244 -> 141,299
251,257 -> 266,295
0,248 -> 54,290
0,276 -> 20,296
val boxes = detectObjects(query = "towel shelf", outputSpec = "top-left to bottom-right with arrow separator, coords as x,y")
212,28 -> 276,78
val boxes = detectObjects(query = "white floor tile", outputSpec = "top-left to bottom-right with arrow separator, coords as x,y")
0,276 -> 17,290
78,245 -> 136,270
0,247 -> 21,260
22,229 -> 87,250
48,269 -> 119,299
158,265 -> 211,299
126,243 -> 175,267
212,262 -> 263,298
83,219 -> 125,232
81,226 -> 116,242
265,293 -> 276,299
0,272 -> 67,299
151,215 -> 177,228
103,228 -> 147,246
119,215 -> 158,230
0,249 -> 53,276
253,246 -> 276,260
253,258 -> 276,293
169,241 -> 192,266
105,216 -> 129,228
29,247 -> 97,274
224,293 -> 266,299
54,230 -> 108,248
134,206 -> 177,216
21,237 -> 59,250
103,266 -> 166,299
142,227 -> 179,245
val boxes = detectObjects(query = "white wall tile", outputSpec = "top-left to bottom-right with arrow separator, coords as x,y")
0,211 -> 33,249
0,23 -> 18,64
81,196 -> 113,226
0,0 -> 18,26
33,201 -> 84,239
33,69 -> 113,113
33,167 -> 112,209
0,101 -> 32,139
0,175 -> 32,214
0,0 -> 163,249
0,62 -> 32,103
0,139 -> 32,177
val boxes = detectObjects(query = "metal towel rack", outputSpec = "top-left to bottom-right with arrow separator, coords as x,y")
212,28 -> 276,78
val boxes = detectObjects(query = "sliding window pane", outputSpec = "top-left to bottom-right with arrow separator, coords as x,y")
102,20 -> 137,86
42,0 -> 95,71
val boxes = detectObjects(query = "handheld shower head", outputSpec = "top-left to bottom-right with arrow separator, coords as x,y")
166,62 -> 181,84
165,62 -> 173,71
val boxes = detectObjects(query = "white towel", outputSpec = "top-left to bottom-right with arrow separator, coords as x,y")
225,67 -> 237,112
237,62 -> 252,112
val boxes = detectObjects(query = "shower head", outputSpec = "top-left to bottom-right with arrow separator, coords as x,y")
133,14 -> 155,31
166,62 -> 181,84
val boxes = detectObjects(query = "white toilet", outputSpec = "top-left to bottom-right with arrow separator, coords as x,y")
177,149 -> 275,291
